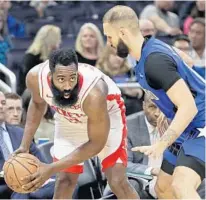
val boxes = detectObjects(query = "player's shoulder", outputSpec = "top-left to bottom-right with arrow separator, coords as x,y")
84,79 -> 108,106
27,60 -> 47,77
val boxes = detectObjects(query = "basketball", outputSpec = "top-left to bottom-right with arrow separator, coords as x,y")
3,153 -> 40,193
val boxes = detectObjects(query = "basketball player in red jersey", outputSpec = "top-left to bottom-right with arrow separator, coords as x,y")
14,49 -> 139,199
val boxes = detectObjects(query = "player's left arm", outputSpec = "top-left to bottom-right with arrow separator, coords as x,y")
21,80 -> 110,191
50,80 -> 110,173
133,53 -> 198,155
159,79 -> 198,149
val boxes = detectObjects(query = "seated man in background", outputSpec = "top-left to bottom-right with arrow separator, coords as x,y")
126,93 -> 166,199
173,34 -> 205,78
188,18 -> 205,68
4,93 -> 23,126
103,93 -> 167,198
128,93 -> 205,199
0,91 -> 55,199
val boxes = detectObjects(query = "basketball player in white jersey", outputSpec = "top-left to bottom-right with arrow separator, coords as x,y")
14,49 -> 139,199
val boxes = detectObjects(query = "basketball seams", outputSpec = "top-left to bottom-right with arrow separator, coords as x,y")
10,162 -> 23,188
3,153 -> 39,193
13,157 -> 36,174
15,154 -> 39,162
4,161 -> 12,187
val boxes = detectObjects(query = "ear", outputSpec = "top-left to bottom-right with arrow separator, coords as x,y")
119,27 -> 126,38
119,27 -> 130,43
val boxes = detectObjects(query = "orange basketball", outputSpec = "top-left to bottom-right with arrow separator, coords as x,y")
3,153 -> 39,193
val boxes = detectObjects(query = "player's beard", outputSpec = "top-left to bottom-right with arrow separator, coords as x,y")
51,78 -> 79,108
117,38 -> 129,58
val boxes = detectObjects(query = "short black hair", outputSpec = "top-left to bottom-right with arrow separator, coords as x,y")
173,34 -> 190,45
49,48 -> 78,73
190,17 -> 205,28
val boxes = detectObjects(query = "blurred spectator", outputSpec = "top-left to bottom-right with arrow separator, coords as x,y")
20,24 -> 61,94
0,91 -> 55,199
173,34 -> 191,55
96,46 -> 133,82
183,0 -> 205,34
0,9 -> 12,65
21,89 -> 54,142
139,19 -> 156,37
75,23 -> 104,66
4,92 -> 22,126
188,18 -> 205,68
30,0 -> 58,18
0,0 -> 25,38
96,46 -> 143,115
103,93 -> 168,198
140,0 -> 182,36
173,34 -> 205,78
126,94 -> 164,198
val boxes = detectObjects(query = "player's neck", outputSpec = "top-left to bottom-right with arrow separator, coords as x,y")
128,34 -> 145,61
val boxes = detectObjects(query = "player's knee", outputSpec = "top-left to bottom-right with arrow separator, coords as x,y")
108,175 -> 128,190
57,174 -> 77,187
155,181 -> 164,198
171,179 -> 190,197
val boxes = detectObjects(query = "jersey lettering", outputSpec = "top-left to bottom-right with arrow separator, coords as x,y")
51,105 -> 86,123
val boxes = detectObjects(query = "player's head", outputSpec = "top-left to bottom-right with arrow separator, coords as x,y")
103,5 -> 140,58
49,48 -> 79,107
143,92 -> 160,127
0,91 -> 6,123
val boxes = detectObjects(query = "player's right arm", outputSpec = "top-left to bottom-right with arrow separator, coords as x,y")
15,65 -> 47,153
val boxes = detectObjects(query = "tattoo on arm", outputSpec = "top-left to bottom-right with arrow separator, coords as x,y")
160,128 -> 179,147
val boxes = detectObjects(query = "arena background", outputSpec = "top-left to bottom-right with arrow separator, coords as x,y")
0,0 -> 205,199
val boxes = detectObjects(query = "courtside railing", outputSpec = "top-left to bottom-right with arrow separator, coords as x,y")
0,63 -> 17,93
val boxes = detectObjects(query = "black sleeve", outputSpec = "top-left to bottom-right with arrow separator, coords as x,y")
145,52 -> 181,91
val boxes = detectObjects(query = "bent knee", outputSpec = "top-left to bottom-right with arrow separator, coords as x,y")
155,182 -> 165,197
57,173 -> 78,186
108,176 -> 128,190
171,179 -> 196,195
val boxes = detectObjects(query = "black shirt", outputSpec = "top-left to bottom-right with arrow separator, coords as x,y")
140,36 -> 181,92
76,51 -> 97,66
18,53 -> 43,95
145,52 -> 181,92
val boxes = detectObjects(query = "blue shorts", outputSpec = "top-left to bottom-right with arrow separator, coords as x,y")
163,128 -> 205,166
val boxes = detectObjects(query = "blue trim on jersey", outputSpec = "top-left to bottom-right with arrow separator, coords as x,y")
135,37 -> 205,131
135,37 -> 206,164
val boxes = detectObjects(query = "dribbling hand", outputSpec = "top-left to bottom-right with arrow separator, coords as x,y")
21,161 -> 53,192
12,146 -> 29,157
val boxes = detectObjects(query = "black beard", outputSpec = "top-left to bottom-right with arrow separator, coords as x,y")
51,78 -> 79,108
117,39 -> 129,58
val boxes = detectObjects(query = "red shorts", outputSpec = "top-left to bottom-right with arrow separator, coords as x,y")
53,94 -> 128,174
53,129 -> 127,174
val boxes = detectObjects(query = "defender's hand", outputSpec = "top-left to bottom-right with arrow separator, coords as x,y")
131,143 -> 165,160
